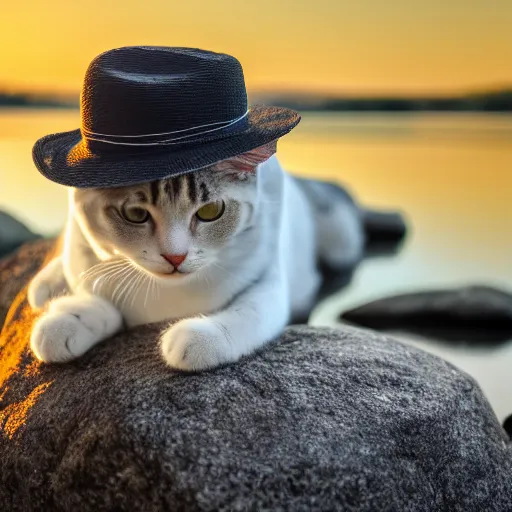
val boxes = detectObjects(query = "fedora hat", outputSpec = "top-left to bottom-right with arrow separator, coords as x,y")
32,46 -> 301,188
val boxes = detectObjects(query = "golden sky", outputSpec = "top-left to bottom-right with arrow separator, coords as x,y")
1,0 -> 511,95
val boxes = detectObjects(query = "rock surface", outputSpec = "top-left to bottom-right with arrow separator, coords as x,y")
1,242 -> 511,511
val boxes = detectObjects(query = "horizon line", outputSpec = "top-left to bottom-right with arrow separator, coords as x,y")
1,84 -> 512,102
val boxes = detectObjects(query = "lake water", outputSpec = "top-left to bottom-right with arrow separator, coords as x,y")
1,109 -> 511,418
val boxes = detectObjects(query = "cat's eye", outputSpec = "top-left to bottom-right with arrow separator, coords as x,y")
121,205 -> 150,224
196,200 -> 225,222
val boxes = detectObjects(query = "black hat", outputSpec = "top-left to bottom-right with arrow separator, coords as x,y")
32,46 -> 301,188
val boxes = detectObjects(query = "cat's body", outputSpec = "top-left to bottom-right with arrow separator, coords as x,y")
29,151 -> 364,371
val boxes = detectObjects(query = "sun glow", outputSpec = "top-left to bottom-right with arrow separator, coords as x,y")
0,381 -> 53,439
0,0 -> 511,96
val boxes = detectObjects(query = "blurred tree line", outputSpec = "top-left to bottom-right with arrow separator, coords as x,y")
260,90 -> 512,112
0,92 -> 76,108
2,89 -> 512,112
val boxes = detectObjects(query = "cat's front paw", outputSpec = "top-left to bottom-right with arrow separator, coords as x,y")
28,257 -> 67,309
31,313 -> 99,362
30,295 -> 122,363
160,318 -> 234,371
28,279 -> 54,309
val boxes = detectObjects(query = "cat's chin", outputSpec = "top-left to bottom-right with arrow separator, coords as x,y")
152,270 -> 193,280
130,260 -> 194,281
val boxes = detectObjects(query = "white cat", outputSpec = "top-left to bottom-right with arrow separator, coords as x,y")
28,143 -> 364,371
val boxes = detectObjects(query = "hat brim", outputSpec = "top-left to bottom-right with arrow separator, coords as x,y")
32,105 -> 300,188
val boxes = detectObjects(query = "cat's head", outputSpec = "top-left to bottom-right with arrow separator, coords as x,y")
71,142 -> 276,279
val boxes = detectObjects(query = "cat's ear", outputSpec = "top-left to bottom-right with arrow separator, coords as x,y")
216,140 -> 277,175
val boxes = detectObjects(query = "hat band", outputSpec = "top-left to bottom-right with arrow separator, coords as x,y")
82,110 -> 249,146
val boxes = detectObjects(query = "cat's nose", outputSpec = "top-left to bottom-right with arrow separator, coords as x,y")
161,253 -> 187,268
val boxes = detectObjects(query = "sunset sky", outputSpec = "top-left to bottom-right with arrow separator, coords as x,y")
1,0 -> 511,96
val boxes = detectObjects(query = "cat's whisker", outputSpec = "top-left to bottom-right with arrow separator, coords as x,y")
111,265 -> 138,305
116,270 -> 138,309
78,261 -> 113,281
81,259 -> 126,274
110,269 -> 130,305
150,275 -> 158,302
125,271 -> 143,309
82,264 -> 131,292
81,267 -> 122,287
90,263 -> 129,283
91,265 -> 130,294
118,267 -> 138,309
121,268 -> 144,310
146,275 -> 153,303
118,266 -> 140,307
79,260 -> 128,281
136,272 -> 149,307
143,271 -> 153,309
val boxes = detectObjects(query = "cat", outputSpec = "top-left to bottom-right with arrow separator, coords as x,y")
28,142 -> 364,371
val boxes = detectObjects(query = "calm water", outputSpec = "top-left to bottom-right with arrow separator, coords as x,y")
0,108 -> 511,418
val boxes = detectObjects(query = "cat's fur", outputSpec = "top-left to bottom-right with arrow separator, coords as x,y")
28,145 -> 364,371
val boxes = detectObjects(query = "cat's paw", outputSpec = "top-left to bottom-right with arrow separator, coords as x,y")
28,279 -> 53,309
30,295 -> 122,363
28,257 -> 67,309
160,317 -> 234,371
31,313 -> 99,362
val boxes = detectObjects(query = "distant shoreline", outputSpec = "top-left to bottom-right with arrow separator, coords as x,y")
0,93 -> 77,109
1,89 -> 512,112
254,89 -> 512,113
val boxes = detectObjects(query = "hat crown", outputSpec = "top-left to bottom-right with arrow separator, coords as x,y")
81,46 -> 248,137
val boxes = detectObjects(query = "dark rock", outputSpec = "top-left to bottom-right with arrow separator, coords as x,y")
504,415 -> 512,438
0,211 -> 40,259
361,209 -> 407,251
1,243 -> 511,511
341,286 -> 512,345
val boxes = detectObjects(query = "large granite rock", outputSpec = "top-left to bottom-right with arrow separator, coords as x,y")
1,242 -> 511,511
